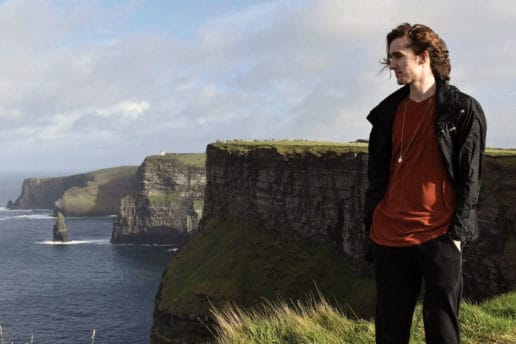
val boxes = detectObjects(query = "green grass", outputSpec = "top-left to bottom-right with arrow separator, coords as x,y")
212,292 -> 516,344
211,140 -> 515,157
210,140 -> 368,155
485,148 -> 516,156
145,153 -> 206,168
148,193 -> 180,203
156,219 -> 375,318
84,165 -> 137,183
55,166 -> 137,216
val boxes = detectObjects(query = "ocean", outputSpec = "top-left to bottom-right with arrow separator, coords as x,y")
0,173 -> 174,343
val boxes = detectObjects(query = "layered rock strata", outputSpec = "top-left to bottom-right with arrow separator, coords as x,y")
200,143 -> 368,257
111,154 -> 206,245
151,142 -> 516,343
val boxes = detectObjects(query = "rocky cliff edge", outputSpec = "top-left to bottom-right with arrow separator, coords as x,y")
111,153 -> 206,245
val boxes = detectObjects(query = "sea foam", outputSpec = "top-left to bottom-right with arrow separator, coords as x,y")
37,239 -> 110,245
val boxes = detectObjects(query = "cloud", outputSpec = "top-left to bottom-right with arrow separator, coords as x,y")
96,101 -> 150,120
0,0 -> 514,172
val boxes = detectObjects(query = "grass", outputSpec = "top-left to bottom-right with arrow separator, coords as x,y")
210,140 -> 368,155
145,153 -> 206,168
485,148 -> 516,156
211,140 -> 515,157
212,292 -> 516,344
156,219 -> 375,317
55,166 -> 137,216
84,165 -> 137,183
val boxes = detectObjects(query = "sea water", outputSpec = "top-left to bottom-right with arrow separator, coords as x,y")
0,174 -> 174,343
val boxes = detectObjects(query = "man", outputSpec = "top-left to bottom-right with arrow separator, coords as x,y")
363,23 -> 486,344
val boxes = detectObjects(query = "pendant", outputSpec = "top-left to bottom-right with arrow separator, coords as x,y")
398,156 -> 403,163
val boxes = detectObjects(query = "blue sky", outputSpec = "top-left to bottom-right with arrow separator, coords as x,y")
0,0 -> 514,173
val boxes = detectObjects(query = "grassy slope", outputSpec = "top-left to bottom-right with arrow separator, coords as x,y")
157,220 -> 375,319
57,154 -> 204,215
213,292 -> 516,344
56,166 -> 137,215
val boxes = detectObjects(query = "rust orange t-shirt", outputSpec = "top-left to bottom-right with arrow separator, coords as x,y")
370,95 -> 456,247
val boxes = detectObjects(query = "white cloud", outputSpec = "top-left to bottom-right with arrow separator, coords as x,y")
96,101 -> 150,120
0,0 -> 514,172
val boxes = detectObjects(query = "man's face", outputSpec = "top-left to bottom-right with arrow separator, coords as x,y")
388,36 -> 424,85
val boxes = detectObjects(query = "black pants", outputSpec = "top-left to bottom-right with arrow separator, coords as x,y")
373,234 -> 463,344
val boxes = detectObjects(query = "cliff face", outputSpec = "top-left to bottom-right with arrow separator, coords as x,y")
11,175 -> 89,209
150,143 -> 516,343
201,145 -> 516,298
8,167 -> 137,216
200,144 -> 368,257
111,154 -> 206,245
463,155 -> 516,299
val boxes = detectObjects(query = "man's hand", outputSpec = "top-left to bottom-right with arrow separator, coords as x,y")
453,240 -> 461,252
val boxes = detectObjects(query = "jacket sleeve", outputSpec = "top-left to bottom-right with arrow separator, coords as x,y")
364,125 -> 389,232
363,117 -> 391,262
448,97 -> 487,243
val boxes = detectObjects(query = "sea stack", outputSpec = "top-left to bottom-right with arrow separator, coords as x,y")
53,212 -> 69,242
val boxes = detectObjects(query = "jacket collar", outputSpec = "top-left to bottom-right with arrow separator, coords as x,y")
367,79 -> 451,127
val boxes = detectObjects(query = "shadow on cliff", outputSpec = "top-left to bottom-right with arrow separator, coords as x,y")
90,172 -> 137,216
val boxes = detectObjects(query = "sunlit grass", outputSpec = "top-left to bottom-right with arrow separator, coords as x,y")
485,148 -> 516,156
212,292 -> 516,344
211,139 -> 515,156
211,139 -> 368,155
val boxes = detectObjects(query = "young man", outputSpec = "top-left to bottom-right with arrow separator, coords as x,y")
363,23 -> 486,344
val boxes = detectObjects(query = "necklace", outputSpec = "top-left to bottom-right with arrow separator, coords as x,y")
398,97 -> 434,163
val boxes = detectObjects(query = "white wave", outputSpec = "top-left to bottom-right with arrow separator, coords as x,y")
0,214 -> 54,221
64,215 -> 116,220
0,207 -> 33,213
140,243 -> 180,248
37,239 -> 110,246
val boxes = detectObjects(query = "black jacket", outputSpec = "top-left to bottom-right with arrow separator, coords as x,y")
364,80 -> 486,254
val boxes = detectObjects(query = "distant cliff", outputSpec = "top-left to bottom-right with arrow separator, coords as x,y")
8,167 -> 137,216
150,142 -> 516,344
111,154 -> 206,245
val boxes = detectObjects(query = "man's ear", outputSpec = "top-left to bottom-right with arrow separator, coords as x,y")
419,50 -> 430,65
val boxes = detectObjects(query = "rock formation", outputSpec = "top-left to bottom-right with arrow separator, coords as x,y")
150,142 -> 516,344
53,212 -> 69,242
7,166 -> 137,216
9,175 -> 89,210
111,153 -> 206,245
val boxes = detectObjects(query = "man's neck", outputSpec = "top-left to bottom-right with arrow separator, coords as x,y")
409,74 -> 436,102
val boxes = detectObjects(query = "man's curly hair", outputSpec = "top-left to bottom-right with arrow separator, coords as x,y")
382,23 -> 451,82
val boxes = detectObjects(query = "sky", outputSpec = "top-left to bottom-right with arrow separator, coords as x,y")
0,0 -> 514,174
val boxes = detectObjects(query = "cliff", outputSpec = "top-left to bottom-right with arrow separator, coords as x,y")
150,142 -> 516,343
8,166 -> 137,216
111,154 -> 206,245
